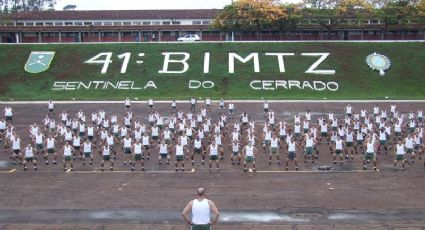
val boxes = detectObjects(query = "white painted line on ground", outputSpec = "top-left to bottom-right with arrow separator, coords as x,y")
1,100 -> 425,105
1,40 -> 423,46
0,170 -> 376,174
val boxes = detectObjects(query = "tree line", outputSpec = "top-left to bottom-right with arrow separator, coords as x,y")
212,0 -> 425,33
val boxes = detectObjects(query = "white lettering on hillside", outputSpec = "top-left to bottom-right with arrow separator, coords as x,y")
52,81 -> 157,91
301,53 -> 336,75
250,80 -> 339,91
229,53 -> 260,74
158,52 -> 190,74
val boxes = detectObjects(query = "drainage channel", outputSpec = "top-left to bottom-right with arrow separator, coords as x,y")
0,209 -> 424,224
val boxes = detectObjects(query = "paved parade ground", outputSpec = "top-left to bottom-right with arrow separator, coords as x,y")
0,101 -> 424,229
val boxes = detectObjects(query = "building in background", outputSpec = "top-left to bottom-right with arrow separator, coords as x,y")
0,9 -> 424,43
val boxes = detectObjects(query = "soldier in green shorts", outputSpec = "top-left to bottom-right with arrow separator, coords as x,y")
242,141 -> 258,172
132,139 -> 145,171
363,138 -> 378,171
207,141 -> 222,172
100,143 -> 114,171
394,140 -> 406,171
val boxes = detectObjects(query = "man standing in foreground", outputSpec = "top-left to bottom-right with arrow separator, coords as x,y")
182,188 -> 220,230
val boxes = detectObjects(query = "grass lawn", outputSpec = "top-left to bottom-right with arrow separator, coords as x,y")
0,42 -> 424,100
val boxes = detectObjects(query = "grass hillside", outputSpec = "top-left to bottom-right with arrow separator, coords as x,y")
0,42 -> 424,100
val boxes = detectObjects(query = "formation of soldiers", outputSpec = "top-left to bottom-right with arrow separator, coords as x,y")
1,98 -> 423,172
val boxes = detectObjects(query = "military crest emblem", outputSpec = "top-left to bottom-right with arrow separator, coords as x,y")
24,51 -> 56,74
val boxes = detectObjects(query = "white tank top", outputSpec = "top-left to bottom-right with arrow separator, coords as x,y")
396,144 -> 405,155
83,143 -> 92,152
210,145 -> 218,156
366,142 -> 374,153
192,199 -> 211,225
123,139 -> 132,148
246,146 -> 254,157
25,147 -> 34,157
64,146 -> 72,156
159,144 -> 168,154
134,143 -> 142,154
306,138 -> 314,148
107,136 -> 114,145
47,138 -> 55,149
194,140 -> 202,149
288,142 -> 296,152
335,140 -> 343,150
103,146 -> 110,156
142,136 -> 149,145
271,138 -> 278,148
176,145 -> 184,156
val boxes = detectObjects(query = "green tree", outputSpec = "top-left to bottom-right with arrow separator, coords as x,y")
1,0 -> 56,13
213,0 -> 287,38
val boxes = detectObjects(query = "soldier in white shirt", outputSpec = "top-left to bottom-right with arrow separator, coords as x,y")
100,143 -> 114,171
44,135 -> 57,165
3,106 -> 13,124
192,136 -> 205,166
122,135 -> 133,166
132,139 -> 145,171
82,139 -> 94,166
156,140 -> 170,165
61,141 -> 74,172
48,100 -> 55,115
22,144 -> 37,171
124,97 -> 131,109
228,140 -> 241,165
242,141 -> 258,172
173,139 -> 187,171
394,140 -> 406,171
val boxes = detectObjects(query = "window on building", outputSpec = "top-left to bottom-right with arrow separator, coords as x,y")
162,21 -> 171,25
172,21 -> 181,25
35,22 -> 44,26
113,21 -> 122,26
23,32 -> 37,37
93,22 -> 102,26
25,22 -> 35,26
103,22 -> 113,26
102,32 -> 119,37
74,22 -> 83,26
192,21 -> 202,25
132,21 -> 141,25
45,22 -> 53,26
152,21 -> 161,25
142,21 -> 152,25
17,22 -> 24,26
202,21 -> 211,25
55,22 -> 64,26
84,22 -> 93,26
65,22 -> 73,26
123,22 -> 132,25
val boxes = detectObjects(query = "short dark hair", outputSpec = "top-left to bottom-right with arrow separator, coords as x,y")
197,188 -> 205,196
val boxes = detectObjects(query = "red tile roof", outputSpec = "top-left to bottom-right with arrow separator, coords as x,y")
13,9 -> 220,20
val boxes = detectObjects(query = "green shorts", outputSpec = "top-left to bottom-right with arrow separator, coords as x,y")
103,155 -> 111,161
287,151 -> 296,160
74,146 -> 80,151
346,142 -> 353,147
160,153 -> 168,159
192,224 -> 211,230
379,140 -> 387,146
395,132 -> 401,137
84,152 -> 92,158
47,148 -> 55,154
64,156 -> 72,161
245,156 -> 254,163
270,147 -> 278,154
36,144 -> 44,150
407,148 -> 413,154
210,155 -> 218,161
176,155 -> 184,161
124,147 -> 132,154
164,139 -> 171,145
134,154 -> 143,161
364,153 -> 375,160
194,148 -> 202,154
335,150 -> 342,155
321,132 -> 328,137
396,155 -> 405,161
232,151 -> 239,156
263,140 -> 270,146
25,157 -> 34,162
144,145 -> 150,150
305,147 -> 313,155
294,133 -> 301,138
152,136 -> 159,141
356,140 -> 363,145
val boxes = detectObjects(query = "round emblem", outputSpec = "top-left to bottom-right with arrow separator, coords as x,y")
366,52 -> 391,76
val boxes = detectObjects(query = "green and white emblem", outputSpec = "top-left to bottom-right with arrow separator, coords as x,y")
366,52 -> 391,76
24,51 -> 56,74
